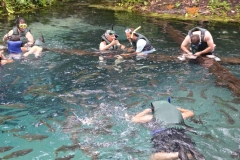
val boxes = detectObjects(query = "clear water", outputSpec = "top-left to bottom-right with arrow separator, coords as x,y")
0,2 -> 240,160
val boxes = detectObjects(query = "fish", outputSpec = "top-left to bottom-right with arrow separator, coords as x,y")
0,103 -> 28,109
0,115 -> 16,124
55,144 -> 81,156
2,128 -> 24,134
73,72 -> 100,84
230,148 -> 240,159
13,133 -> 49,141
171,96 -> 196,103
55,155 -> 75,160
200,89 -> 207,99
187,90 -> 193,97
2,149 -> 33,159
230,97 -> 240,104
220,109 -> 235,124
0,146 -> 14,153
213,100 -> 238,112
40,120 -> 55,132
11,76 -> 20,85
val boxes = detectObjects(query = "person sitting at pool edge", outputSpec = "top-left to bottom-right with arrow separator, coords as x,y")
122,28 -> 156,57
99,30 -> 125,51
128,101 -> 206,160
2,16 -> 34,59
181,27 -> 218,60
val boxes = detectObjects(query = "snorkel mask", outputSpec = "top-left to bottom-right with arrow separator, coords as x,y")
105,30 -> 118,39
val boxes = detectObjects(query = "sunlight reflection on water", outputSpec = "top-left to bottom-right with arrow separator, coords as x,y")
0,3 -> 240,160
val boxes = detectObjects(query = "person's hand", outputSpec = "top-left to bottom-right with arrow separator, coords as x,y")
194,52 -> 202,57
110,39 -> 119,46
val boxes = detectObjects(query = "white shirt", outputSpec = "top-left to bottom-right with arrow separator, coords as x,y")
135,39 -> 147,53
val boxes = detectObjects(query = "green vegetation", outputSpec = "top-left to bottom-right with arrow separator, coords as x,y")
175,2 -> 181,9
208,0 -> 231,15
0,0 -> 66,15
117,0 -> 148,8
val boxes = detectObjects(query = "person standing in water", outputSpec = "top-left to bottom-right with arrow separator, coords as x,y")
122,27 -> 156,57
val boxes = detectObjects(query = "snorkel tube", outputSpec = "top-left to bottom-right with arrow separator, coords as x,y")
130,26 -> 141,39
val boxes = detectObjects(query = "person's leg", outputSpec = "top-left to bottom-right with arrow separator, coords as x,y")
33,47 -> 43,58
150,152 -> 179,160
150,152 -> 194,160
23,46 -> 38,57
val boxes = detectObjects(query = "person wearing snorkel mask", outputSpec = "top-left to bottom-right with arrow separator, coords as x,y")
2,17 -> 34,59
123,28 -> 156,57
126,101 -> 206,160
180,27 -> 216,59
99,30 -> 125,51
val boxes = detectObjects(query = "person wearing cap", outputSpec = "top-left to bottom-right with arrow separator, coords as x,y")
127,101 -> 205,160
99,30 -> 125,51
180,27 -> 220,61
122,28 -> 156,57
2,17 -> 34,59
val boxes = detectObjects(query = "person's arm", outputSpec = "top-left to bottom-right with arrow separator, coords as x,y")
131,108 -> 153,123
194,31 -> 215,56
99,39 -> 120,51
177,108 -> 194,119
25,32 -> 34,46
181,35 -> 192,55
2,30 -> 13,42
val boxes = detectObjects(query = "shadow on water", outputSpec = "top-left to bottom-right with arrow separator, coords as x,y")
0,1 -> 240,160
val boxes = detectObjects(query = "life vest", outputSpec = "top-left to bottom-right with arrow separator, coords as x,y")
151,101 -> 184,125
101,34 -> 118,50
132,33 -> 153,51
188,27 -> 209,54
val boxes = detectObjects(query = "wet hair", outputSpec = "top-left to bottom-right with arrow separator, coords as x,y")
190,34 -> 200,45
16,16 -> 26,26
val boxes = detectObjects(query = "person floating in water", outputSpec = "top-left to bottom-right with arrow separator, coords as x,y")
122,27 -> 156,57
2,16 -> 34,59
180,27 -> 220,61
23,34 -> 45,58
127,101 -> 206,160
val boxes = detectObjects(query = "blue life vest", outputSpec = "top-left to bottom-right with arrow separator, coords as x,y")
7,41 -> 22,54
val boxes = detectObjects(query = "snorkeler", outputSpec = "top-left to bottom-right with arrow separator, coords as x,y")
99,30 -> 125,51
128,101 -> 205,160
2,16 -> 34,59
122,27 -> 156,57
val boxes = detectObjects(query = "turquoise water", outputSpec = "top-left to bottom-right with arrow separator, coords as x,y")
0,2 -> 240,160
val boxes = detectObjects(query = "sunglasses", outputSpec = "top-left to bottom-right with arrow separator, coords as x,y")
19,23 -> 27,29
